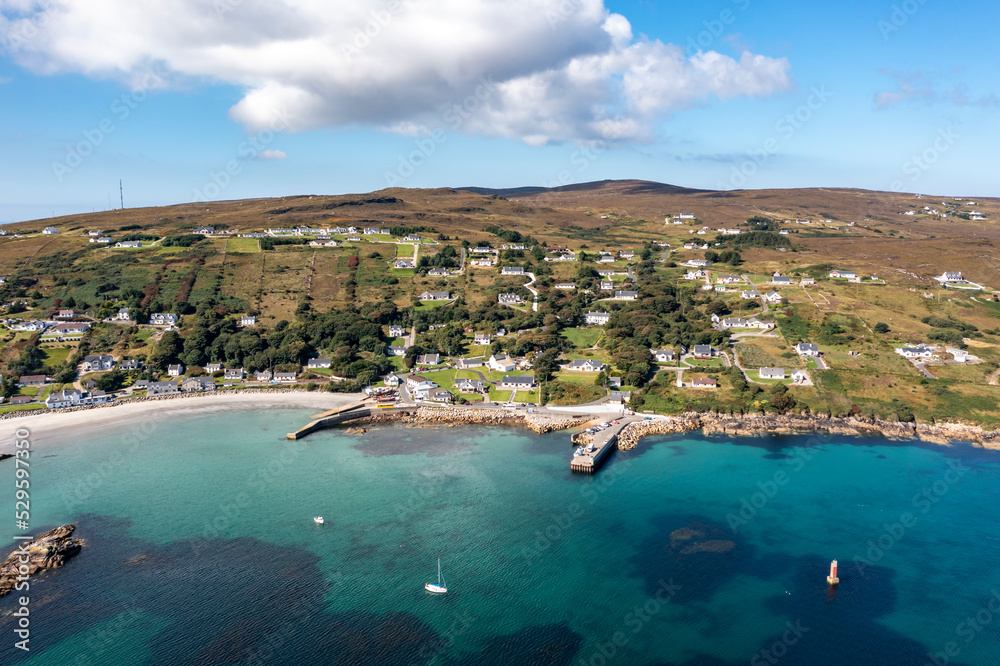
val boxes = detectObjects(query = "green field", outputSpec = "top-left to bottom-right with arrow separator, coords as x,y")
561,327 -> 603,348
227,238 -> 260,253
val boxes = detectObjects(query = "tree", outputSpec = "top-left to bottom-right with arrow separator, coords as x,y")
148,331 -> 182,370
768,383 -> 796,413
0,376 -> 18,399
594,370 -> 607,387
96,368 -> 127,392
874,322 -> 890,333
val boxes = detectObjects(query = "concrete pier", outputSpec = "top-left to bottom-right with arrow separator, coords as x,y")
287,402 -> 394,439
571,419 -> 627,473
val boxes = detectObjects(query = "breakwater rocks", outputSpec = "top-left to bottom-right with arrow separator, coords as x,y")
358,407 -> 591,434
0,524 -> 83,596
616,413 -> 1000,451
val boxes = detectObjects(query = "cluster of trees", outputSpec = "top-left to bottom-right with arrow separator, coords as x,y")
418,245 -> 459,270
728,231 -> 791,249
704,249 -> 742,266
160,234 -> 206,247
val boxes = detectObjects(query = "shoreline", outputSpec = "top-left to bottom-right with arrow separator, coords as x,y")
3,390 -> 998,452
0,390 -> 364,449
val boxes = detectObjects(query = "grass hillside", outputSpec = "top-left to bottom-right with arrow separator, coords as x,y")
2,180 -> 998,425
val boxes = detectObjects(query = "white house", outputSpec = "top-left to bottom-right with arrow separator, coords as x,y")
206,363 -> 223,373
488,354 -> 516,373
791,370 -> 809,384
947,348 -> 968,363
167,364 -> 184,377
936,271 -> 964,283
614,290 -> 638,301
388,346 -> 406,356
402,234 -> 422,242
501,266 -> 525,276
394,259 -> 416,269
829,270 -> 856,279
896,346 -> 934,359
117,308 -> 131,320
740,290 -> 757,299
308,358 -> 332,369
498,293 -> 523,305
416,353 -> 440,366
147,380 -> 179,395
474,333 -> 491,346
420,291 -> 450,301
455,378 -> 486,393
554,283 -> 576,290
562,359 -> 606,372
240,315 -> 256,327
498,375 -> 536,390
760,367 -> 786,380
600,281 -> 614,291
256,369 -> 273,382
692,345 -> 715,358
224,368 -> 245,380
687,259 -> 711,268
384,373 -> 400,387
771,274 -> 792,285
82,355 -> 114,372
651,349 -> 675,363
389,325 -> 405,338
115,241 -> 142,248
800,277 -> 816,286
584,311 -> 611,326
794,343 -> 820,357
274,372 -> 297,382
762,291 -> 784,304
43,227 -> 58,234
150,313 -> 179,326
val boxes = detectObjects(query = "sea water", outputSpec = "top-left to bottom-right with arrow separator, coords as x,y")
1,408 -> 999,665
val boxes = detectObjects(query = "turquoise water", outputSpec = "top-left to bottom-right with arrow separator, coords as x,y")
2,409 -> 1000,665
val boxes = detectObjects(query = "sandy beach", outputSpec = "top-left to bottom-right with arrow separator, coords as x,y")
0,391 -> 365,451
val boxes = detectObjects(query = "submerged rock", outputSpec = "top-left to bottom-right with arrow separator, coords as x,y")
0,524 -> 84,596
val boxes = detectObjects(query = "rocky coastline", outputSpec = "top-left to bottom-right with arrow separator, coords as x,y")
352,407 -> 1000,451
356,406 -> 594,434
0,525 -> 83,596
615,413 -> 1000,451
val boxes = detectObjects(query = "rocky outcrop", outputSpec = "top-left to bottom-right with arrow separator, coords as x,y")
0,525 -> 83,596
358,407 -> 590,434
616,412 -> 1000,451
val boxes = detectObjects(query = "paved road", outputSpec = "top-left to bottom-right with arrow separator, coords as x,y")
742,274 -> 767,313
524,272 -> 539,312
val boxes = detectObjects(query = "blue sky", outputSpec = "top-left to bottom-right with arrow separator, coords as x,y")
0,0 -> 997,222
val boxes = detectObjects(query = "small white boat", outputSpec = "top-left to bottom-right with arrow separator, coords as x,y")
425,558 -> 447,594
313,516 -> 324,525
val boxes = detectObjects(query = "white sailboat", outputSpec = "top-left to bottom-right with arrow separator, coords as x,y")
425,558 -> 447,594
313,516 -> 324,525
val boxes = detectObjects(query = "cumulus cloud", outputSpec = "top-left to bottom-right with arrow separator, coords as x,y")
875,70 -> 998,109
0,0 -> 792,144
257,149 -> 286,161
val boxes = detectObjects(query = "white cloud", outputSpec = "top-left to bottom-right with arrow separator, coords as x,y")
0,0 -> 792,144
875,70 -> 998,109
257,149 -> 286,161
